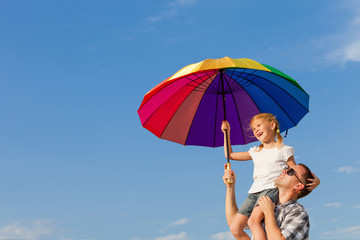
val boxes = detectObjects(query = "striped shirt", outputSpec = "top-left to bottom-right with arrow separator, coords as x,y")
274,199 -> 310,240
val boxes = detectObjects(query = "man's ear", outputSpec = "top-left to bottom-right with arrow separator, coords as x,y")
294,183 -> 305,191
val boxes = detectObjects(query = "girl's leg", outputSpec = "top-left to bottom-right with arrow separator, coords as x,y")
229,213 -> 251,240
248,206 -> 266,240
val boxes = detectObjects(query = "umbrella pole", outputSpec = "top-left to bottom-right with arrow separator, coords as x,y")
222,99 -> 231,164
220,71 -> 233,183
224,115 -> 233,180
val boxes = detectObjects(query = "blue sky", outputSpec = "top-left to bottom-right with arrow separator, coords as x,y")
1,0 -> 360,239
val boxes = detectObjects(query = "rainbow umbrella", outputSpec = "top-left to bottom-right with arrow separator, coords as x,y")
138,57 -> 309,152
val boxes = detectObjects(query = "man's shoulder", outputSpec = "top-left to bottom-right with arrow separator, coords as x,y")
292,201 -> 307,210
280,200 -> 308,215
287,201 -> 309,218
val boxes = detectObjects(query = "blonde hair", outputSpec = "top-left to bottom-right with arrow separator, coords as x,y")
250,113 -> 283,151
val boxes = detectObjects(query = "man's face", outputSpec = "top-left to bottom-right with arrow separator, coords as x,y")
275,165 -> 306,189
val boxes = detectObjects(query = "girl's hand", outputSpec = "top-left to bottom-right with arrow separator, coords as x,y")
258,196 -> 275,216
221,121 -> 230,134
307,171 -> 320,191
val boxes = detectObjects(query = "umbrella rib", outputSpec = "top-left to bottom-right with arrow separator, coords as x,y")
241,69 -> 299,126
159,71 -> 217,140
185,72 -> 210,90
224,68 -> 305,127
140,69 -> 217,114
182,70 -> 220,146
251,70 -> 309,113
226,68 -> 254,92
223,69 -> 263,124
139,77 -> 187,127
141,70 -> 215,128
186,72 -> 218,92
224,69 -> 247,145
228,70 -> 263,118
213,71 -> 222,147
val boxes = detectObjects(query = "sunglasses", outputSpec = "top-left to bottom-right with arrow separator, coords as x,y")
284,167 -> 304,185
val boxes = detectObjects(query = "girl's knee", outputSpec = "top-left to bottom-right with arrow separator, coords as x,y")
248,216 -> 261,230
248,207 -> 264,230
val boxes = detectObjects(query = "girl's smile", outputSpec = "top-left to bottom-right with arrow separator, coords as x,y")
251,118 -> 276,145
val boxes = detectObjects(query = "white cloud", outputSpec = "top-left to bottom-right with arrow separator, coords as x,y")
325,202 -> 341,208
211,231 -> 234,240
351,16 -> 360,25
320,225 -> 360,239
330,39 -> 360,63
353,205 -> 360,209
336,166 -> 360,174
167,218 -> 190,228
0,220 -> 88,240
0,220 -> 54,240
159,218 -> 190,234
324,0 -> 360,65
155,232 -> 187,240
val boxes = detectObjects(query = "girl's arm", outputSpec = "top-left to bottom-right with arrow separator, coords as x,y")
221,121 -> 252,161
230,151 -> 252,161
287,155 -> 296,167
307,172 -> 320,191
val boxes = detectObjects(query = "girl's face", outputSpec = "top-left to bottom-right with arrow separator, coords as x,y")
251,118 -> 276,143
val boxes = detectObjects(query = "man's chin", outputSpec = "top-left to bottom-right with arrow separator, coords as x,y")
274,178 -> 282,186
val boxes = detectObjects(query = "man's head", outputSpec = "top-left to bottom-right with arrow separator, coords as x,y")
275,164 -> 314,199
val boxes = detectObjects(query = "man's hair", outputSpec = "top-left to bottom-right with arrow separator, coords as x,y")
297,163 -> 315,199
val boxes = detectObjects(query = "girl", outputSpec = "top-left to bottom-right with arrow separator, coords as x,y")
221,113 -> 319,240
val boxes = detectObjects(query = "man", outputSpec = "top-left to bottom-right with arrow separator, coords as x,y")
223,163 -> 315,240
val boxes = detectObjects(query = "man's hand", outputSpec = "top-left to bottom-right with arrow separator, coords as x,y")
258,196 -> 275,216
223,163 -> 236,186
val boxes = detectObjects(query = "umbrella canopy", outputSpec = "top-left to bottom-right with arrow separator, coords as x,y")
138,57 -> 309,147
